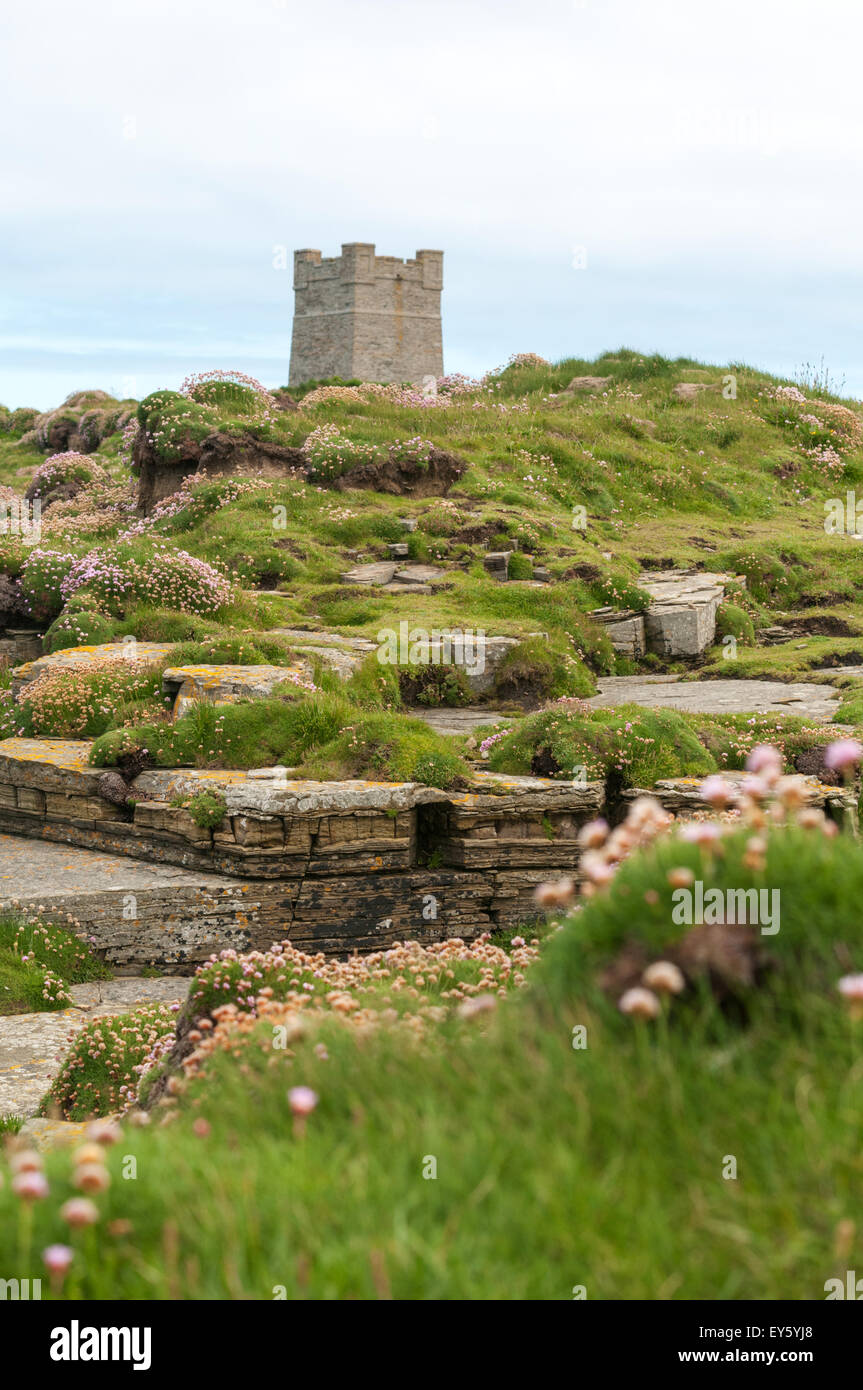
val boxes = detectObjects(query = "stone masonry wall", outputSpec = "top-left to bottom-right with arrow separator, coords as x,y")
289,243 -> 444,385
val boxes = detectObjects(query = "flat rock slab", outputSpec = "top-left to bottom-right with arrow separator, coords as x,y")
639,569 -> 731,604
589,675 -> 842,722
270,628 -> 377,653
0,830 -> 248,901
393,564 -> 446,584
411,708 -> 509,736
0,831 -> 299,970
340,561 -> 397,586
558,376 -> 613,395
162,662 -> 318,716
0,975 -> 188,1118
0,738 -> 101,795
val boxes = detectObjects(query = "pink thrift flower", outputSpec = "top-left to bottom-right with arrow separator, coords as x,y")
12,1170 -> 49,1201
43,1244 -> 74,1277
825,740 -> 863,772
288,1086 -> 319,1117
60,1197 -> 100,1227
746,745 -> 782,781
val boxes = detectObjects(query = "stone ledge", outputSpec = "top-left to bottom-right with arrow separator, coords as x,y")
0,739 -> 605,880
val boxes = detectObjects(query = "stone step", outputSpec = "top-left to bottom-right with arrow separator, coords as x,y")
591,569 -> 740,659
587,674 -> 843,721
161,661 -> 319,717
409,707 -> 508,736
0,831 -> 292,971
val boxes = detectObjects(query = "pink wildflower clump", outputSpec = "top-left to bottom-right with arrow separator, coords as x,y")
21,655 -> 162,738
149,934 -> 542,1098
180,369 -> 277,424
824,739 -> 863,773
118,473 -> 273,540
60,543 -> 231,615
29,452 -> 105,498
44,1001 -> 176,1120
478,728 -> 512,758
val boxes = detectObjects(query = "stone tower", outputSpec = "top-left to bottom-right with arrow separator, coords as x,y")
289,243 -> 444,386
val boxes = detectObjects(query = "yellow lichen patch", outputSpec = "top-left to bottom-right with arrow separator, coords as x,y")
0,737 -> 94,771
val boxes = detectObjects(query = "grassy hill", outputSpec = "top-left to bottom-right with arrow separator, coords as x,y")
2,349 -> 863,785
1,351 -> 863,1300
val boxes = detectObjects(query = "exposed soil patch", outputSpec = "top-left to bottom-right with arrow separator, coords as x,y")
329,446 -> 466,498
790,615 -> 858,637
793,746 -> 845,785
530,746 -> 561,777
135,429 -> 306,513
24,478 -> 82,511
453,522 -> 499,545
811,650 -> 863,669
563,562 -> 602,584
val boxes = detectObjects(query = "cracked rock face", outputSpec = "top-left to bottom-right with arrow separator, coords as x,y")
591,570 -> 735,659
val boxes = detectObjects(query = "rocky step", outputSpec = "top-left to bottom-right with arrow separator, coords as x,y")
591,569 -> 737,659
623,772 -> 857,829
0,830 -> 294,971
162,662 -> 319,717
587,674 -> 843,722
409,707 -> 509,736
340,561 -> 448,587
0,627 -> 43,668
0,740 -> 606,953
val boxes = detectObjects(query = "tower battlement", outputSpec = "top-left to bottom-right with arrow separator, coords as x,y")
289,243 -> 444,386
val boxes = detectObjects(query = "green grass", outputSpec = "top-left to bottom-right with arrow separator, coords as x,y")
0,913 -> 111,1014
4,349 -> 863,750
89,691 -> 473,788
2,821 -> 861,1298
2,350 -> 863,1299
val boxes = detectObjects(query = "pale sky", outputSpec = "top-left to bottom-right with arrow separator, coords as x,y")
2,0 -> 862,408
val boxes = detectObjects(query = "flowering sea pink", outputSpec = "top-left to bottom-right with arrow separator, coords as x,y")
43,1245 -> 74,1277
74,1164 -> 111,1194
9,1149 -> 43,1174
643,961 -> 686,995
618,987 -> 661,1020
746,745 -> 782,781
824,740 -> 863,772
838,974 -> 863,1001
12,1170 -> 49,1200
700,775 -> 735,808
288,1086 -> 319,1117
87,1118 -> 122,1146
60,1197 -> 100,1227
